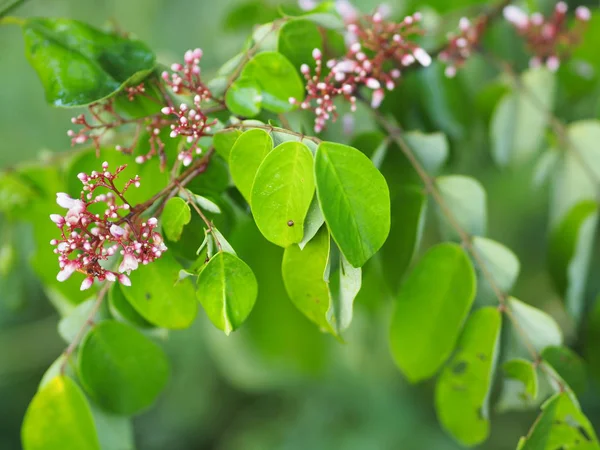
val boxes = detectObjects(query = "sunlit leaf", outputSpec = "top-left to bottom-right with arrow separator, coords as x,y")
225,77 -> 263,117
229,129 -> 273,204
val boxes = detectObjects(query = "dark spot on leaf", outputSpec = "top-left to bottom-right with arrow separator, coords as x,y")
287,220 -> 294,227
452,361 -> 468,375
576,425 -> 592,441
145,292 -> 151,301
477,353 -> 487,361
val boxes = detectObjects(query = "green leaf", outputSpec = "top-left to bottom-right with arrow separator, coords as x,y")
517,393 -> 599,449
548,200 -> 598,323
277,19 -> 323,71
161,197 -> 191,242
315,142 -> 391,268
389,243 -> 476,383
78,320 -> 169,415
507,297 -> 563,357
196,251 -> 258,335
496,359 -> 539,413
327,246 -> 361,334
213,129 -> 241,161
240,51 -> 305,113
122,251 -> 197,329
58,298 -> 107,343
225,77 -> 263,117
472,237 -> 520,305
541,346 -> 587,395
22,376 -> 100,450
282,226 -> 336,335
403,131 -> 449,175
490,68 -> 555,167
435,307 -> 501,447
108,283 -> 153,329
229,129 -> 273,204
251,141 -> 315,247
298,194 -> 325,250
436,175 -> 487,240
381,185 -> 427,293
587,296 -> 600,382
89,404 -> 134,450
21,18 -> 155,107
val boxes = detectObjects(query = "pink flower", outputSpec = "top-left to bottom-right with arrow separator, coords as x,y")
80,277 -> 94,291
118,274 -> 132,287
57,261 -> 78,282
119,252 -> 139,273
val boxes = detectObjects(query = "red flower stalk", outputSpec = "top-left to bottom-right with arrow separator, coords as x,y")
50,162 -> 167,290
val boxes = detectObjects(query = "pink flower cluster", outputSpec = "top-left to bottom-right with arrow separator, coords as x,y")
291,11 -> 431,132
438,17 -> 487,78
503,2 -> 590,71
161,48 -> 213,101
50,162 -> 167,290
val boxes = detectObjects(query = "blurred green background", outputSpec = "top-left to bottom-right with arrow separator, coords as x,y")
1,0 -> 599,449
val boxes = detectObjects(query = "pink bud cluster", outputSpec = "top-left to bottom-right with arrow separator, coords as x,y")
438,17 -> 487,78
160,95 -> 217,167
290,11 -> 431,132
50,162 -> 167,290
161,48 -> 212,101
503,3 -> 591,71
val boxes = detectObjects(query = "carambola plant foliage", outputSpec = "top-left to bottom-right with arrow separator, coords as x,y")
1,0 -> 600,448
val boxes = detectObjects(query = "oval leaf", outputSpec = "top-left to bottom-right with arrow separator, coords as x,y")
315,142 -> 391,268
78,320 -> 169,415
162,197 -> 191,242
229,129 -> 273,204
22,376 -> 100,450
251,141 -> 315,247
389,243 -> 476,383
435,307 -> 502,446
225,77 -> 262,117
196,251 -> 258,335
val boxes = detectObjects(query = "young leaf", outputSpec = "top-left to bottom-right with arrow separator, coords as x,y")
517,393 -> 599,449
161,197 -> 191,242
436,175 -> 487,240
389,243 -> 476,383
225,77 -> 263,117
548,200 -> 598,323
282,226 -> 336,335
490,68 -> 555,167
22,376 -> 100,450
496,359 -> 539,413
403,131 -> 449,176
277,19 -> 323,71
229,129 -> 273,204
21,18 -> 155,107
196,251 -> 258,335
251,141 -> 315,247
315,142 -> 391,268
541,346 -> 587,395
240,51 -> 305,113
213,129 -> 241,161
78,320 -> 169,415
122,251 -> 198,329
435,307 -> 502,447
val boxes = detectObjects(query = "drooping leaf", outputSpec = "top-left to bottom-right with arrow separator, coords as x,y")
315,142 -> 391,268
196,251 -> 258,335
282,226 -> 335,335
212,129 -> 241,161
548,200 -> 598,323
22,376 -> 100,450
277,19 -> 323,71
517,393 -> 599,449
472,236 -> 520,305
240,51 -> 305,113
122,251 -> 197,329
436,175 -> 487,240
251,141 -> 315,247
435,307 -> 501,447
225,77 -> 263,117
403,131 -> 449,175
78,320 -> 169,415
298,194 -> 325,250
21,18 -> 155,107
161,197 -> 191,242
490,68 -> 555,167
541,346 -> 587,395
389,243 -> 476,383
327,245 -> 361,334
496,359 -> 539,413
229,129 -> 273,204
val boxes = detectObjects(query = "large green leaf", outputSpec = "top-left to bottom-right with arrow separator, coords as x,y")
229,129 -> 273,204
22,376 -> 100,450
315,142 -> 390,268
21,18 -> 155,107
78,321 -> 169,415
282,226 -> 335,335
196,251 -> 258,335
122,251 -> 198,329
277,19 -> 323,71
548,200 -> 598,323
517,393 -> 599,449
251,141 -> 315,247
240,51 -> 304,113
161,197 -> 191,242
490,68 -> 555,167
435,307 -> 501,446
436,175 -> 487,240
389,243 -> 476,382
